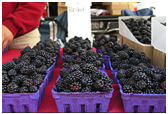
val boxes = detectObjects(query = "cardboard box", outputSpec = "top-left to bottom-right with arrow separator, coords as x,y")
58,6 -> 67,16
58,2 -> 66,7
120,34 -> 153,62
109,10 -> 121,15
152,48 -> 166,68
102,2 -> 128,5
119,16 -> 154,61
107,4 -> 128,10
128,4 -> 134,11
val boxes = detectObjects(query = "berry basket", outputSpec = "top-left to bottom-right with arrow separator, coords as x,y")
96,49 -> 103,55
52,72 -> 114,113
114,73 -> 166,113
2,45 -> 8,53
2,76 -> 47,113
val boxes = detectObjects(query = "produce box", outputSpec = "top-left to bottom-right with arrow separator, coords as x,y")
58,6 -> 67,16
52,72 -> 113,113
119,84 -> 166,113
119,16 -> 153,62
151,16 -> 166,68
2,45 -> 8,53
2,76 -> 47,113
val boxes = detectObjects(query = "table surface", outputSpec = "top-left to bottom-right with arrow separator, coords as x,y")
2,48 -> 125,113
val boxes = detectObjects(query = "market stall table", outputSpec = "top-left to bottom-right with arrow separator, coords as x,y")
2,48 -> 125,113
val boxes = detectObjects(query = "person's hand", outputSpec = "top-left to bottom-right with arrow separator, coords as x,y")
2,25 -> 14,51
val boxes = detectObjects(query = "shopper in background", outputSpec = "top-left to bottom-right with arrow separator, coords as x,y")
2,2 -> 46,51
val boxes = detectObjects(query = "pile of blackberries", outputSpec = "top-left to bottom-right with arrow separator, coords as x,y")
117,66 -> 166,94
122,18 -> 151,44
63,36 -> 104,68
55,64 -> 113,92
2,39 -> 59,93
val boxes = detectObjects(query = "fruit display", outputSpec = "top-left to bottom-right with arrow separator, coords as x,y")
121,17 -> 151,44
63,36 -> 104,68
117,66 -> 166,94
55,63 -> 113,92
2,39 -> 60,93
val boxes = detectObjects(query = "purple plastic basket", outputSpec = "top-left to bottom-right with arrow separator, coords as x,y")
52,72 -> 113,113
114,72 -> 166,113
96,49 -> 103,54
2,76 -> 47,113
119,85 -> 166,113
102,55 -> 110,70
2,45 -> 8,53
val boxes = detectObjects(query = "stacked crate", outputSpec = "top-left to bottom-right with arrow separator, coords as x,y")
57,2 -> 67,16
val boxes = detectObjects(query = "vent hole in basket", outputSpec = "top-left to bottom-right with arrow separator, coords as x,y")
8,105 -> 14,113
133,106 -> 138,113
64,104 -> 70,113
149,106 -> 155,113
96,104 -> 101,112
81,104 -> 85,113
23,105 -> 29,113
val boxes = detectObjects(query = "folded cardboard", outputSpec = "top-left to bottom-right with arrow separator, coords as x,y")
58,2 -> 66,7
107,4 -> 128,10
120,34 -> 153,62
128,4 -> 134,11
109,9 -> 121,15
102,2 -> 128,5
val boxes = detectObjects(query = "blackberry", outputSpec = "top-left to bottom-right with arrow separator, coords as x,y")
102,83 -> 113,92
128,77 -> 136,87
98,58 -> 104,65
146,80 -> 153,89
43,41 -> 53,47
72,52 -> 79,59
80,52 -> 87,60
21,53 -> 31,61
14,60 -> 30,72
153,74 -> 163,82
29,86 -> 38,93
133,89 -> 143,94
36,65 -> 47,74
131,66 -> 143,73
55,79 -> 64,92
8,69 -> 17,77
119,78 -> 129,86
60,69 -> 68,79
67,71 -> 83,83
63,63 -> 70,68
125,69 -> 133,78
12,75 -> 24,85
126,48 -> 134,56
33,77 -> 44,87
31,59 -> 43,68
111,61 -> 119,70
81,76 -> 93,86
81,86 -> 92,92
155,88 -> 165,94
91,68 -> 102,81
135,80 -> 147,90
113,43 -> 123,52
2,70 -> 7,75
44,47 -> 54,54
2,61 -> 16,71
121,60 -> 129,64
22,78 -> 33,87
19,86 -> 29,93
12,58 -> 18,64
161,81 -> 166,90
35,56 -> 46,62
153,82 -> 161,90
117,51 -> 129,60
82,63 -> 94,74
70,82 -> 82,92
94,79 -> 104,91
108,42 -> 114,48
122,85 -> 134,93
122,44 -> 129,49
7,82 -> 19,93
118,64 -> 129,70
101,74 -> 113,84
132,71 -> 147,81
69,64 -> 80,73
93,60 -> 102,67
144,89 -> 155,94
2,85 -> 7,93
129,57 -> 140,66
85,56 -> 96,63
2,74 -> 10,85
140,56 -> 151,63
110,55 -> 121,62
63,55 -> 73,63
20,46 -> 31,55
132,51 -> 141,59
117,69 -> 126,79
20,65 -> 36,75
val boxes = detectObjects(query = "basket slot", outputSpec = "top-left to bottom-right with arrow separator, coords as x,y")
81,104 -> 85,113
64,104 -> 70,113
23,105 -> 29,113
133,106 -> 139,113
8,104 -> 14,113
149,106 -> 155,113
96,104 -> 101,112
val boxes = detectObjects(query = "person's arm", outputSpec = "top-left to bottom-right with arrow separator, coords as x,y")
2,2 -> 46,50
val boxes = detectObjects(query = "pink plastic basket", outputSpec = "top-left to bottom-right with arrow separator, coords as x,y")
2,76 -> 47,113
52,72 -> 113,113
